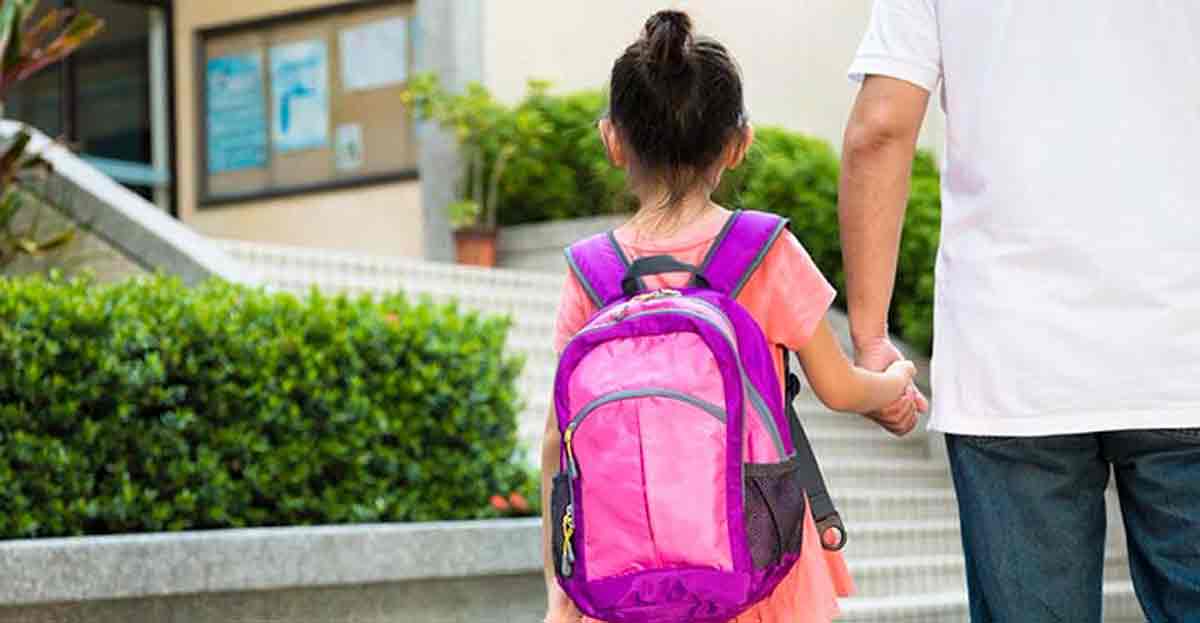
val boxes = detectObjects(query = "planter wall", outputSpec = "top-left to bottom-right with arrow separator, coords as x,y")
0,519 -> 543,623
498,215 -> 626,273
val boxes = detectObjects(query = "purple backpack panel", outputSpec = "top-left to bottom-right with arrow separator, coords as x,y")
551,211 -> 843,623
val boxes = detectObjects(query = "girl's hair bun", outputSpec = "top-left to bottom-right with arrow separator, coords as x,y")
643,10 -> 694,78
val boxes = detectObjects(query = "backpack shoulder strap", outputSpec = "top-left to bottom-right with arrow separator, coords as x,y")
699,210 -> 790,298
708,210 -> 847,550
564,231 -> 642,308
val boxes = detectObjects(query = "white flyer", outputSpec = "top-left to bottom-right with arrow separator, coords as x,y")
339,17 -> 409,92
335,123 -> 365,171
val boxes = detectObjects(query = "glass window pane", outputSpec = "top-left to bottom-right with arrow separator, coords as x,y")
75,0 -> 151,164
4,67 -> 64,138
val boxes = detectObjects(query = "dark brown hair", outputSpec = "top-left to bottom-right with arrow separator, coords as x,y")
608,10 -> 747,209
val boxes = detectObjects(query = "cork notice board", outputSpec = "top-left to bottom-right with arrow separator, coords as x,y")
199,1 -> 417,206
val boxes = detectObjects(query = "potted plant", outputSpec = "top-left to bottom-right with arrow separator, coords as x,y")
446,141 -> 516,267
402,75 -> 546,267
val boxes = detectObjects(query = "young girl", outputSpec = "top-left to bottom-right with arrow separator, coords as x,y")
542,10 -> 919,623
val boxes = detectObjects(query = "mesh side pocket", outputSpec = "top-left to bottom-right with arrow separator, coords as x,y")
551,472 -> 571,575
745,455 -> 807,569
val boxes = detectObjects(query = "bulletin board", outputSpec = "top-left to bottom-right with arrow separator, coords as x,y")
197,0 -> 418,206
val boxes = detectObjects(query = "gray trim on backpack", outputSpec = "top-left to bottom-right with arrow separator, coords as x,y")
730,217 -> 790,299
697,210 -> 743,277
743,370 -> 785,455
564,247 -> 604,308
684,297 -> 788,457
569,388 -> 728,431
608,231 -> 647,293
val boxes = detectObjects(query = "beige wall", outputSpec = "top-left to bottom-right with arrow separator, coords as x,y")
173,0 -> 424,257
482,0 -> 944,154
189,181 -> 424,256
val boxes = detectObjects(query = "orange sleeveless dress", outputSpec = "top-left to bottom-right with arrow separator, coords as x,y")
552,208 -> 855,623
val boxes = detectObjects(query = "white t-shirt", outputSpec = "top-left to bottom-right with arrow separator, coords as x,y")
849,0 -> 1200,436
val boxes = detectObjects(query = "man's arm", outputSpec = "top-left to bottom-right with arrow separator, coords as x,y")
840,74 -> 930,345
838,74 -> 933,433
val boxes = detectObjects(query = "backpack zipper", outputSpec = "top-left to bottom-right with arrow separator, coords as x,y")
560,388 -> 728,579
564,304 -> 786,458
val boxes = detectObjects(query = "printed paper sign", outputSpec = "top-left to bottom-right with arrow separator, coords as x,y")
335,123 -> 365,171
270,40 -> 330,153
206,51 -> 267,173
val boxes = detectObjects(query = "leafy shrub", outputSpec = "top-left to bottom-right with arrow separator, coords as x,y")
404,77 -> 630,228
491,87 -> 632,225
0,275 -> 530,539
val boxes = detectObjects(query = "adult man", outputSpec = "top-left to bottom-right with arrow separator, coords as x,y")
838,1 -> 1200,621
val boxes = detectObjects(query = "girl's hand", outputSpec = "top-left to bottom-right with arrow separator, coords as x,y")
855,336 -> 929,436
546,584 -> 583,623
873,359 -> 919,436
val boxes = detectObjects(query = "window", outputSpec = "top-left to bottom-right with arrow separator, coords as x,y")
2,0 -> 172,209
197,1 -> 418,207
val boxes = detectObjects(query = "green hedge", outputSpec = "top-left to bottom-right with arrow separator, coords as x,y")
491,89 -> 632,225
479,84 -> 941,353
0,275 -> 534,539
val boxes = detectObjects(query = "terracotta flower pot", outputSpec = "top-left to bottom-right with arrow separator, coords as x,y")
454,228 -> 498,267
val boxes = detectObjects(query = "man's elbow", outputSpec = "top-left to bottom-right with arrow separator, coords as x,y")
842,109 -> 915,160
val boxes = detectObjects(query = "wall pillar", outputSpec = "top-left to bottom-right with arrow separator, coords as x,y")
414,0 -> 484,262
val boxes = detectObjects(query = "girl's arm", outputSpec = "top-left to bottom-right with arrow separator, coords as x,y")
795,315 -> 916,415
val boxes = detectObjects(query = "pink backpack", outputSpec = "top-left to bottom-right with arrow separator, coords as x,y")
552,210 -> 846,623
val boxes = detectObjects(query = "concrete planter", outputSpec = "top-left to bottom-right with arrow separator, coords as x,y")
0,519 -> 544,623
498,215 -> 627,273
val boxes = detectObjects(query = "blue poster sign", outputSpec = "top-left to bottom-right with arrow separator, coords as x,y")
270,40 -> 330,153
206,52 -> 267,174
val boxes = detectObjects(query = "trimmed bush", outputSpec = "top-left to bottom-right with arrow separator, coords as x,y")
0,275 -> 532,539
491,87 -> 632,225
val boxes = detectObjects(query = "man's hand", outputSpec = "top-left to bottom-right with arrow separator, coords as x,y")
855,336 -> 928,436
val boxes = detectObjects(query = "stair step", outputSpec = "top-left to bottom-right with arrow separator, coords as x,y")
841,520 -> 962,558
848,552 -> 1129,598
809,430 -> 932,461
822,459 -> 950,490
835,490 -> 958,522
838,581 -> 1141,623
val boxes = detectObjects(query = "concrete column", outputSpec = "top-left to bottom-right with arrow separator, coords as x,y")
148,6 -> 171,213
414,0 -> 484,262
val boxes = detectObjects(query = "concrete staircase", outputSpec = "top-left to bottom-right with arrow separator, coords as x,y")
218,239 -> 1145,622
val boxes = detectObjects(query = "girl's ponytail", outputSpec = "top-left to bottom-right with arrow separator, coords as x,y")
642,10 -> 694,81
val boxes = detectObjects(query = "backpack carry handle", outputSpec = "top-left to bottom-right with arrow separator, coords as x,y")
621,256 -> 711,297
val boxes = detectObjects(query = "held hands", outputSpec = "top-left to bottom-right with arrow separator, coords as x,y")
856,336 -> 929,436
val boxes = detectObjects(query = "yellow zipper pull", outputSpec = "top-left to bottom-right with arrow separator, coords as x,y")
564,427 -> 578,478
560,505 -> 576,577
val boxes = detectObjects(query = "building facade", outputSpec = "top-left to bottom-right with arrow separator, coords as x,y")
4,0 -> 943,261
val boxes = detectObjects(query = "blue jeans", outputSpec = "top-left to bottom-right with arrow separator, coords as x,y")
946,429 -> 1200,623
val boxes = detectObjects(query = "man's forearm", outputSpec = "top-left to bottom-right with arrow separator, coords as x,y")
838,77 -> 929,347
